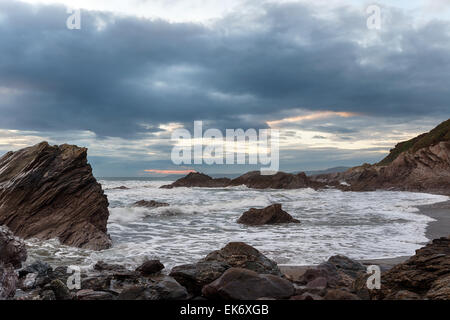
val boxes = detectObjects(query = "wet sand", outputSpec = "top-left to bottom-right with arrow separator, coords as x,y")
280,199 -> 450,280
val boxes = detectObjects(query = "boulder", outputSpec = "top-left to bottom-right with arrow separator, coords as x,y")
170,261 -> 230,295
117,276 -> 188,300
136,260 -> 165,276
426,275 -> 450,300
237,204 -> 300,226
327,255 -> 366,279
0,226 -> 27,268
133,200 -> 169,208
380,236 -> 450,299
0,142 -> 111,250
202,242 -> 282,276
298,262 -> 342,288
202,268 -> 294,300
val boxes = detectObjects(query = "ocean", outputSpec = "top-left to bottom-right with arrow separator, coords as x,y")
25,178 -> 449,271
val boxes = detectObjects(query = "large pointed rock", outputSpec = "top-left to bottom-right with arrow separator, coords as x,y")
0,142 -> 111,250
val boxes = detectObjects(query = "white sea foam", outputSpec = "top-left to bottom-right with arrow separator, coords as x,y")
25,179 -> 449,269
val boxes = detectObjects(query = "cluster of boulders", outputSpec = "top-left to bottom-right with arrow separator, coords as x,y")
161,171 -> 325,190
2,235 -> 450,300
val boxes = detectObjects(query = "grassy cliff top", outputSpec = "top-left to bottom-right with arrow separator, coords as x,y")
378,119 -> 450,166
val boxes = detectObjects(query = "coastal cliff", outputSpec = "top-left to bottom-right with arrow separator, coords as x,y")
311,119 -> 450,195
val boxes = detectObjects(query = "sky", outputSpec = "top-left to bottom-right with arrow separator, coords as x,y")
0,0 -> 449,176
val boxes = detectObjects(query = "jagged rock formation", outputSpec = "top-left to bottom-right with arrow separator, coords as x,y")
312,119 -> 450,194
379,236 -> 450,300
0,142 -> 111,250
237,204 -> 300,225
161,172 -> 231,188
161,171 -> 324,190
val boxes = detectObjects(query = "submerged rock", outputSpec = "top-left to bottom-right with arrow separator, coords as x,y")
0,226 -> 27,269
202,268 -> 294,300
133,200 -> 169,208
237,204 -> 300,226
161,172 -> 230,189
0,142 -> 111,250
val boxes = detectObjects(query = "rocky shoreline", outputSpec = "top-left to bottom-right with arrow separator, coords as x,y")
1,230 -> 449,300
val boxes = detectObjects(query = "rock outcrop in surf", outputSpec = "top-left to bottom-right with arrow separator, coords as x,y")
0,142 -> 111,250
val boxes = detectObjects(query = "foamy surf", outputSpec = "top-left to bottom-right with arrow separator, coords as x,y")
24,179 -> 449,270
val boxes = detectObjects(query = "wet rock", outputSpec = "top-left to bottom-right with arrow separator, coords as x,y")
136,260 -> 165,276
202,242 -> 282,276
161,172 -> 230,189
0,142 -> 111,250
0,263 -> 18,299
117,276 -> 188,300
133,200 -> 169,208
237,204 -> 300,226
94,261 -> 129,274
202,268 -> 295,300
161,171 -> 325,190
0,226 -> 27,268
19,261 -> 53,289
111,186 -> 129,190
170,261 -> 230,295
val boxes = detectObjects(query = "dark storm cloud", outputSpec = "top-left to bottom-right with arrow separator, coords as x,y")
0,1 -> 449,138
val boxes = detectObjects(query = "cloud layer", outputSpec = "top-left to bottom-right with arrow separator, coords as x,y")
0,1 -> 449,174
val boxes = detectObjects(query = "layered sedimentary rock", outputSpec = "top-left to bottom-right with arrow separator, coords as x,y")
379,236 -> 450,300
237,204 -> 300,226
161,171 -> 324,190
312,119 -> 450,194
0,142 -> 111,250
